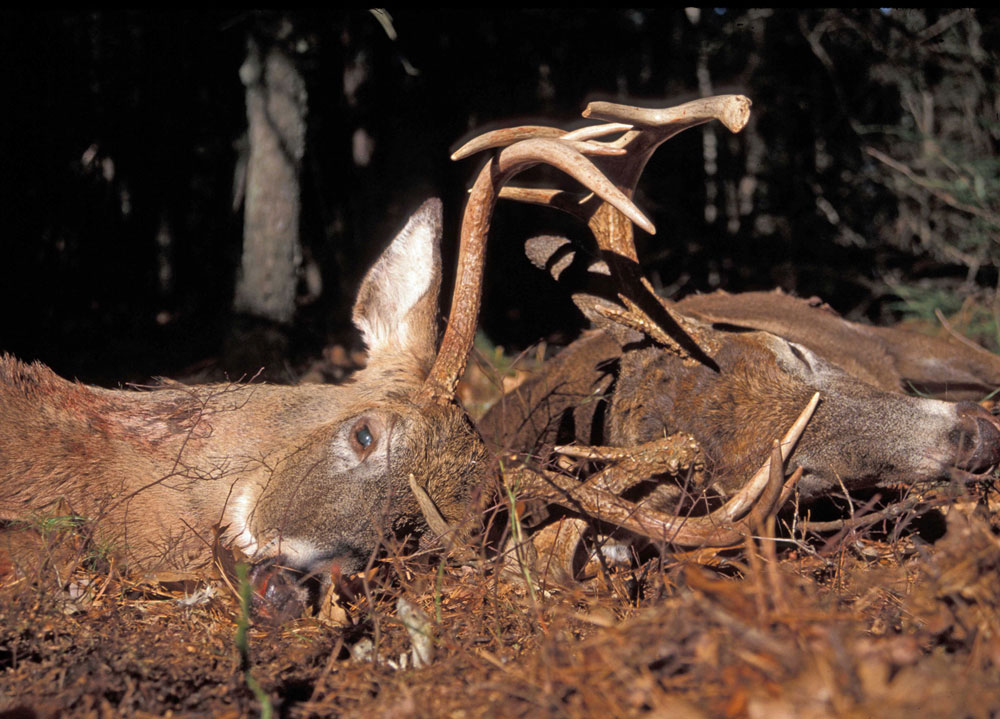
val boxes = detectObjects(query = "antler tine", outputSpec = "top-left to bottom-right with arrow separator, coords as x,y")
708,392 -> 819,523
746,440 -> 793,533
495,186 -> 604,229
560,122 -> 634,142
451,126 -> 565,161
582,94 -> 751,135
451,122 -> 634,162
419,137 -> 655,405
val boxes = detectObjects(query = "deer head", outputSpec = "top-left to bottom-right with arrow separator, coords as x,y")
0,135 -> 651,580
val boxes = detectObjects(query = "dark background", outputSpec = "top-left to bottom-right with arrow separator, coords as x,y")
2,9 -> 998,385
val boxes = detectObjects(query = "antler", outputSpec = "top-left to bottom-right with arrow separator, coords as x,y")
454,94 -> 752,366
513,392 -> 818,548
500,392 -> 815,586
520,94 -> 750,260
418,137 -> 654,405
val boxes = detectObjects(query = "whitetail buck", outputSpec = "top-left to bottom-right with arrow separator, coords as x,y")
470,96 -> 1000,551
0,132 -> 664,580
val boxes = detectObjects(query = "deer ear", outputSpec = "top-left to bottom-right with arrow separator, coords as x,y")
352,198 -> 443,367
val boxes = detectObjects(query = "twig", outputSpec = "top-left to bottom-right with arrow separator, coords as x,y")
503,474 -> 539,610
761,514 -> 788,615
934,307 -> 989,354
798,496 -> 941,533
90,556 -> 116,604
864,146 -> 1000,225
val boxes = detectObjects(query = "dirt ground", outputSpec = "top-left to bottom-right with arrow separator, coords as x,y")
3,356 -> 1000,719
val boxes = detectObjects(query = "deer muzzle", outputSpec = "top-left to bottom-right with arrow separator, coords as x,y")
953,401 -> 1000,474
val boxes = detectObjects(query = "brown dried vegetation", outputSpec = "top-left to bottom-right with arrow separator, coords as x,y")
2,351 -> 999,719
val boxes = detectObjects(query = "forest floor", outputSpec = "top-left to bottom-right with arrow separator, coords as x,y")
2,348 -> 1000,719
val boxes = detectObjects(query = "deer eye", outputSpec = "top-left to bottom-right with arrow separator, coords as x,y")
354,424 -> 374,449
788,343 -> 809,366
348,416 -> 383,459
784,340 -> 814,372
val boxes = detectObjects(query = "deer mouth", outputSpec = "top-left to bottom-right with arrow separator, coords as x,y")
248,556 -> 311,621
249,538 -> 371,624
248,541 -> 370,621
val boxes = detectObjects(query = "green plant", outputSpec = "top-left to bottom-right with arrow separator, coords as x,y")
235,563 -> 274,719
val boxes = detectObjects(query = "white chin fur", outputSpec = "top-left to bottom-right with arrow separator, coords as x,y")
272,537 -> 322,568
226,491 -> 259,557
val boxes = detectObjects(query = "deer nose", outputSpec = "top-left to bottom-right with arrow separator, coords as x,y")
954,401 -> 1000,473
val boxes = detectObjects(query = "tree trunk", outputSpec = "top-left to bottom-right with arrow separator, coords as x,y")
228,35 -> 307,379
235,36 -> 307,325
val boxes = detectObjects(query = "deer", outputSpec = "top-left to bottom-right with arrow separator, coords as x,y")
465,96 -> 1000,579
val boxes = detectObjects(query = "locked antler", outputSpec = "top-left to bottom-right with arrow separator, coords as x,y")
409,128 -> 658,549
498,393 -> 815,584
512,392 -> 817,547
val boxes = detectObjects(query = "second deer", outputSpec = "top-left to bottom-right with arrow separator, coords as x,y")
472,96 -> 1000,573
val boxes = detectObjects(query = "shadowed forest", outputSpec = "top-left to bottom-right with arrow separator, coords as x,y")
3,9 -> 998,382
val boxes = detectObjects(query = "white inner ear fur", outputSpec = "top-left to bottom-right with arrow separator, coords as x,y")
352,199 -> 441,356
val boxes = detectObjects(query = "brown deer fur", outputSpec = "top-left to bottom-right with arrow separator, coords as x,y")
679,289 -> 1000,402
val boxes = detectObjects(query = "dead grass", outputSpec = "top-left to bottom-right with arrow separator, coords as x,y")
3,491 -> 1000,719
2,348 -> 1000,718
